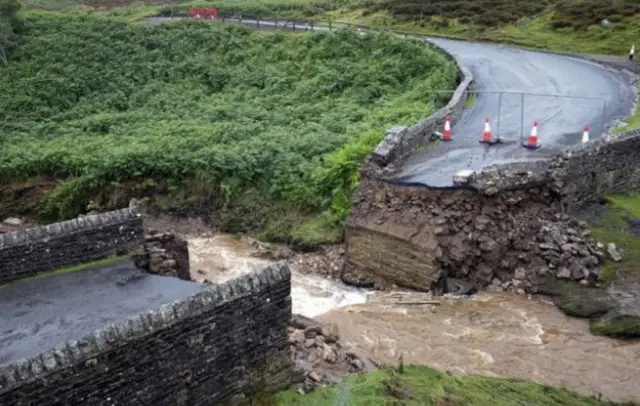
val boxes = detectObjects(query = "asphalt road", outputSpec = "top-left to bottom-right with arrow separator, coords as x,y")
0,260 -> 208,367
147,16 -> 637,187
395,39 -> 636,187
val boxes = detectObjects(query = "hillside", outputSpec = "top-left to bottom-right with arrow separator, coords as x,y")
0,12 -> 457,243
26,0 -> 640,55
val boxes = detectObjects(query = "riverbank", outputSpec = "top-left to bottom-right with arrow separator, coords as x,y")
271,364 -> 638,405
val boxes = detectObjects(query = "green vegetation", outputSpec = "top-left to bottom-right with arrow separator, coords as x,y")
589,193 -> 640,282
259,365 -> 634,405
0,12 -> 456,243
615,87 -> 640,133
0,255 -> 127,288
17,0 -> 640,55
0,0 -> 22,65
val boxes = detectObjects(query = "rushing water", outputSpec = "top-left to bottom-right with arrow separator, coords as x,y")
187,235 -> 371,317
186,234 -> 640,402
317,291 -> 640,403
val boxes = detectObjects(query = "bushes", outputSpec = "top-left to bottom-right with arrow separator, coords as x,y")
369,0 -> 551,27
550,0 -> 640,29
0,12 -> 457,239
368,0 -> 640,30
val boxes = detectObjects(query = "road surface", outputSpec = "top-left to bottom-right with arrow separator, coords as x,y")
0,260 -> 208,367
147,16 -> 636,187
395,39 -> 636,187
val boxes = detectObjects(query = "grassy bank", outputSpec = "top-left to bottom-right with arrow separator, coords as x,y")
589,193 -> 640,282
0,255 -> 127,288
19,0 -> 640,55
0,11 -> 456,243
261,365 -> 635,405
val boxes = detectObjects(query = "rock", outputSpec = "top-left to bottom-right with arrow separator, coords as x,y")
600,18 -> 615,28
541,278 -> 640,339
133,232 -> 190,280
2,217 -> 23,226
568,262 -> 585,281
557,267 -> 571,279
289,330 -> 305,345
607,243 -> 622,262
514,268 -> 526,280
322,345 -> 338,364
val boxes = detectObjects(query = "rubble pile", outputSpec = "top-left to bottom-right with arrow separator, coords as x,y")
288,314 -> 376,394
133,231 -> 191,280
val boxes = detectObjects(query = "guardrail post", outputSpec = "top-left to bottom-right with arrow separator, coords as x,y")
496,92 -> 503,142
520,93 -> 525,144
293,21 -> 296,31
329,20 -> 332,31
310,21 -> 314,31
257,18 -> 260,28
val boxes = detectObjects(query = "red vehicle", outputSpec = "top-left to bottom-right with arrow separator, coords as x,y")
188,7 -> 218,19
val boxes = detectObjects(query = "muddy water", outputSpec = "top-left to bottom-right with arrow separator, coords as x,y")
317,291 -> 640,402
184,234 -> 640,402
187,235 -> 371,317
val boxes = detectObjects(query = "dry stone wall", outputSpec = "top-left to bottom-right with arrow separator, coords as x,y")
371,40 -> 474,168
0,264 -> 299,405
346,170 -> 605,293
347,126 -> 640,293
0,208 -> 144,285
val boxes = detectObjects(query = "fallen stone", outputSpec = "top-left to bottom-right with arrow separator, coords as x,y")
607,243 -> 623,262
2,217 -> 22,226
557,268 -> 571,279
514,268 -> 526,280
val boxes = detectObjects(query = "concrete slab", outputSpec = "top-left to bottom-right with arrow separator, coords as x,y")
0,260 -> 209,367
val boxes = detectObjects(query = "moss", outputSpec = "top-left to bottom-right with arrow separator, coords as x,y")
589,194 -> 640,282
0,255 -> 129,288
259,365 -> 631,405
591,314 -> 640,339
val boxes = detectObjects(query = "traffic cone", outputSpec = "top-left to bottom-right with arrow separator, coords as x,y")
442,114 -> 452,141
479,118 -> 493,144
582,125 -> 590,143
523,121 -> 541,149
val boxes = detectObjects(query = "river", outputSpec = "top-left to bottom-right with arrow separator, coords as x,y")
186,233 -> 640,403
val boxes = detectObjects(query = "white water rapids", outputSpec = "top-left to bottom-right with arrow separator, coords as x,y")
187,235 -> 371,317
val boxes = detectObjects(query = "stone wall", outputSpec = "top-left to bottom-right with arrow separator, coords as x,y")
345,172 -> 604,293
371,40 -> 474,168
134,231 -> 191,281
346,127 -> 640,293
0,264 -> 299,405
552,129 -> 640,211
0,208 -> 144,285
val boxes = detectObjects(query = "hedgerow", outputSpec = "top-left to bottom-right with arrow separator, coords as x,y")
0,12 -> 456,241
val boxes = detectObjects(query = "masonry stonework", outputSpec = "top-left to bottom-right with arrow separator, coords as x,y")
0,264 -> 299,405
0,208 -> 144,284
345,127 -> 640,292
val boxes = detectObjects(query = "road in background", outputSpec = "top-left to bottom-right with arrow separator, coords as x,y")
146,16 -> 637,187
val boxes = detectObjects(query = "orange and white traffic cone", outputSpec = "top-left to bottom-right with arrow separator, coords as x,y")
582,125 -> 590,143
523,121 -> 541,149
479,118 -> 493,144
442,114 -> 452,141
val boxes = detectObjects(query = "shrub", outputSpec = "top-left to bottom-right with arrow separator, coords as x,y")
0,12 -> 457,238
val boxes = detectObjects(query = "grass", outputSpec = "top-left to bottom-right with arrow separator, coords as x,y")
0,255 -> 128,288
0,11 -> 456,244
588,193 -> 640,282
615,84 -> 640,134
261,365 -> 635,405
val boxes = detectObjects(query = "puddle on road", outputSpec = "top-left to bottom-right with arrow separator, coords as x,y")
317,291 -> 640,403
187,235 -> 371,318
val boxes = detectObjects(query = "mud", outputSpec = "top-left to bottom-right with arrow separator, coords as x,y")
317,291 -> 640,403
